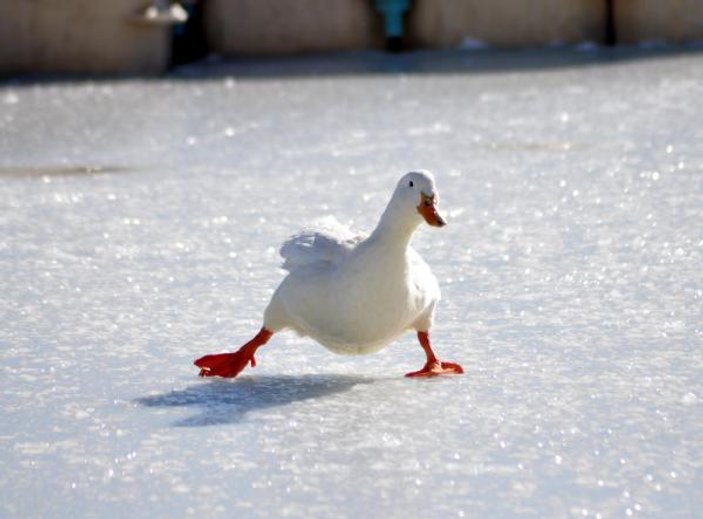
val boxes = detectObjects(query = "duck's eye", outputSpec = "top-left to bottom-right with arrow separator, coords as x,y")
424,199 -> 432,207
409,181 -> 414,188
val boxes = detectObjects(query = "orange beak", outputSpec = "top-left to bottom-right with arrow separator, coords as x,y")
417,192 -> 446,227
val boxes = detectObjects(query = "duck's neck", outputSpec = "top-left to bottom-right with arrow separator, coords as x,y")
368,205 -> 420,252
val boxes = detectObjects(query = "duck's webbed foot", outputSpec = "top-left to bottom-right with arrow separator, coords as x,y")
405,360 -> 464,378
195,351 -> 256,378
405,331 -> 463,378
194,328 -> 272,378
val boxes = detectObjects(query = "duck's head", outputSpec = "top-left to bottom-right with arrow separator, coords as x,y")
394,170 -> 446,228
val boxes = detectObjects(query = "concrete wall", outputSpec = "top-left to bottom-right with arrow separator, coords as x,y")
2,1 -> 703,75
205,0 -> 384,55
0,0 -> 172,75
615,0 -> 703,43
407,0 -> 606,48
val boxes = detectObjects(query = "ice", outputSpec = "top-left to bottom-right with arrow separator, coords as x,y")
1,48 -> 702,517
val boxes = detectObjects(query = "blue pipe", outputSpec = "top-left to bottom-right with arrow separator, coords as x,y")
374,0 -> 410,39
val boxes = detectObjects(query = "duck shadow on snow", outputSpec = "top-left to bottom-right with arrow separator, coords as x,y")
136,374 -> 375,427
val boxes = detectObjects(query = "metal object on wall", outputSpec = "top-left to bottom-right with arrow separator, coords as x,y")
374,0 -> 411,51
130,1 -> 188,27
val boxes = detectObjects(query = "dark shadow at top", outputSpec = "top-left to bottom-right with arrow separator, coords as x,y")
3,46 -> 702,85
136,374 -> 375,427
170,46 -> 703,81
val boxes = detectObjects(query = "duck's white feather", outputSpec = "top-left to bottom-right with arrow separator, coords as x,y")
279,216 -> 366,272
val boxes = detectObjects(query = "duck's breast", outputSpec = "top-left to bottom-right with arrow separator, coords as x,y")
269,246 -> 438,354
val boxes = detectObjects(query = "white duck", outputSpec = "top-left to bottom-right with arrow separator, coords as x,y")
195,170 -> 463,378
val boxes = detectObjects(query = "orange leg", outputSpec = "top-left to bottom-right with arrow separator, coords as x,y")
194,327 -> 273,378
405,331 -> 464,378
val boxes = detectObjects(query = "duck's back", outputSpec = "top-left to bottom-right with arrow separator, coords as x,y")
278,217 -> 365,273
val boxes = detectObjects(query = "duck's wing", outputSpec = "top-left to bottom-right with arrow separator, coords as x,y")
280,216 -> 366,272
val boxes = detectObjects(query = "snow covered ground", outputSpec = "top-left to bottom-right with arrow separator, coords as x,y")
1,48 -> 702,518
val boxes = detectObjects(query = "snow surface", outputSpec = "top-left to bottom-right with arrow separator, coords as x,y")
1,48 -> 702,518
